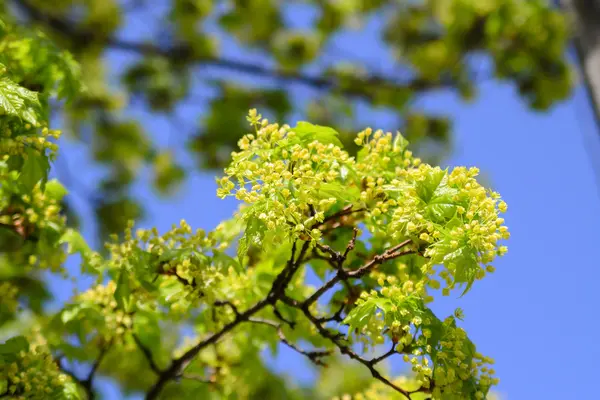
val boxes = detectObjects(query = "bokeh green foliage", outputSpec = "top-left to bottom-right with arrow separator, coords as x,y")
2,0 -> 573,244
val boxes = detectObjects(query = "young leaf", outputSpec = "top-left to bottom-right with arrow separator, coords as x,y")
44,179 -> 69,202
0,77 -> 41,125
393,132 -> 409,153
291,121 -> 344,148
20,147 -> 50,190
115,271 -> 133,312
59,229 -> 90,256
343,299 -> 378,332
0,336 -> 29,354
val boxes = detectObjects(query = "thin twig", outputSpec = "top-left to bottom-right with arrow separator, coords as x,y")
145,242 -> 305,399
248,318 -> 331,366
316,301 -> 346,323
133,334 -> 164,375
369,343 -> 397,366
272,305 -> 296,328
214,300 -> 240,316
179,373 -> 214,384
82,342 -> 112,399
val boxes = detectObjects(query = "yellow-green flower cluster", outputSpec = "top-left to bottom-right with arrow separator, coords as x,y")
104,219 -> 256,314
337,374 -> 501,400
0,158 -> 68,273
381,163 -> 509,293
0,334 -> 74,399
355,128 -> 421,180
217,109 -> 354,241
0,126 -> 61,158
345,288 -> 497,399
0,281 -> 19,316
76,281 -> 134,344
429,319 -> 498,399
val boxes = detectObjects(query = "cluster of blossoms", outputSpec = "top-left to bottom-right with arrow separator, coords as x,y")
0,281 -> 19,317
337,374 -> 500,400
0,125 -> 61,158
346,287 -> 498,398
102,218 -> 263,322
217,109 -> 354,242
0,331 -> 76,399
0,157 -> 69,272
72,281 -> 135,345
0,100 -> 509,399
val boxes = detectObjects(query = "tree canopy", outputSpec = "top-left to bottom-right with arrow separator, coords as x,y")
0,15 -> 510,399
1,0 -> 569,244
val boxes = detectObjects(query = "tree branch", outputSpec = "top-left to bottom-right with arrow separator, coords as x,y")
12,0 -> 448,105
145,241 -> 307,400
369,343 -> 397,366
303,240 -> 414,307
279,240 -> 428,399
133,334 -> 164,375
179,373 -> 214,384
248,318 -> 331,366
81,342 -> 112,400
213,300 -> 240,317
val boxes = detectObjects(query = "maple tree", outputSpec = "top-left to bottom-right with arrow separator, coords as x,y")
0,15 -> 510,399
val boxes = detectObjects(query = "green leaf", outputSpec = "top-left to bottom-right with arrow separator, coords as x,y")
0,77 -> 41,125
0,225 -> 24,252
45,179 -> 68,202
61,380 -> 84,400
393,132 -> 409,153
115,271 -> 133,312
55,343 -> 89,362
133,308 -> 161,361
238,215 -> 266,266
158,248 -> 193,263
343,300 -> 377,332
316,182 -> 359,202
356,146 -> 369,163
426,177 -> 460,222
59,229 -> 90,256
415,168 -> 446,204
159,278 -> 185,302
213,250 -> 242,272
0,336 -> 29,354
442,244 -> 480,296
20,147 -> 50,190
291,121 -> 344,148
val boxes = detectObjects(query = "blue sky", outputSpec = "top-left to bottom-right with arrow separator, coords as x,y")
46,4 -> 600,399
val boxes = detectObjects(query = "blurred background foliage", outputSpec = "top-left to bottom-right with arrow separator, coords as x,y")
1,0 -> 575,247
0,1 -> 577,398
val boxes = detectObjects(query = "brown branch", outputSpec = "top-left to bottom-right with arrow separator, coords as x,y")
302,240 -> 414,308
54,356 -> 85,390
320,205 -> 365,226
133,334 -> 164,375
248,318 -> 331,366
316,301 -> 346,323
145,241 -> 306,400
213,300 -> 240,317
12,0 -> 448,106
81,342 -> 112,400
145,299 -> 270,399
297,304 -> 415,399
180,373 -> 214,384
272,305 -> 296,328
343,227 -> 359,259
279,240 -> 426,399
369,343 -> 397,366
